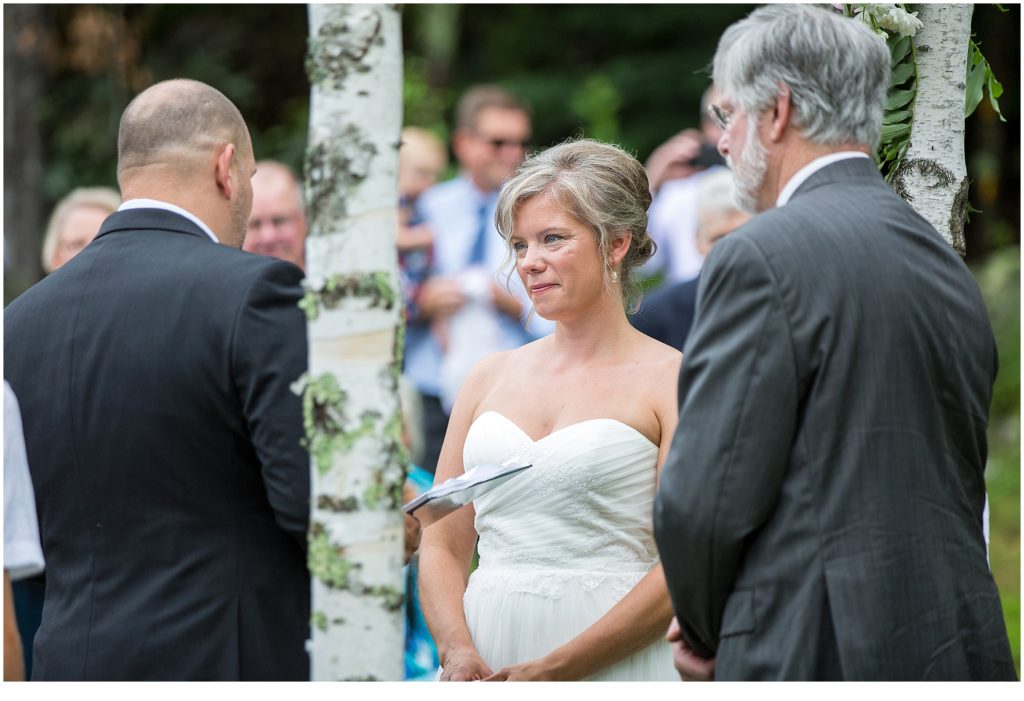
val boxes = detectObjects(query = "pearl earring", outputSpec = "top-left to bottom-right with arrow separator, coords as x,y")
611,270 -> 619,283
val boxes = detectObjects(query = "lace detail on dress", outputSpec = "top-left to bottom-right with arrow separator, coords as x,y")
467,567 -> 649,601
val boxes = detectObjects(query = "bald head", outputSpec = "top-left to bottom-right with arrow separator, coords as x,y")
118,79 -> 251,179
115,79 -> 256,249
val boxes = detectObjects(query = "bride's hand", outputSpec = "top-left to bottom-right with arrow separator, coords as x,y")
666,616 -> 715,681
483,656 -> 563,681
439,648 -> 493,681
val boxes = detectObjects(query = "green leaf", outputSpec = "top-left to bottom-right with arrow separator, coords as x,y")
879,122 -> 911,142
888,60 -> 915,87
885,88 -> 915,111
882,108 -> 912,125
988,69 -> 1004,99
890,35 -> 912,64
964,60 -> 986,117
987,71 -> 1007,122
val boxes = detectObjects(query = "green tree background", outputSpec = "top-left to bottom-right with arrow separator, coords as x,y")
3,3 -> 1019,674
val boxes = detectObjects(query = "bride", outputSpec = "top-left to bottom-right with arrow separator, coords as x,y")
418,138 -> 682,681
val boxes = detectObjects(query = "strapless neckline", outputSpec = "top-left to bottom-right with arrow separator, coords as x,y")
459,408 -> 676,679
474,410 -> 658,449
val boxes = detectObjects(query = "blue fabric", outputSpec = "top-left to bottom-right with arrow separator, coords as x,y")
467,201 -> 490,266
404,465 -> 439,680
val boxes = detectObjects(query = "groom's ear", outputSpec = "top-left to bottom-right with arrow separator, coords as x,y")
768,84 -> 792,143
214,143 -> 238,200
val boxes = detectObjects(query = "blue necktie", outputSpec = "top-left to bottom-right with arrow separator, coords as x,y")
467,200 -> 490,266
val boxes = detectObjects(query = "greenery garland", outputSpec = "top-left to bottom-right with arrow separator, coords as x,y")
840,3 -> 1005,183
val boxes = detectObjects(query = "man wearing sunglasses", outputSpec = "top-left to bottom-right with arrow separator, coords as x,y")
407,85 -> 554,474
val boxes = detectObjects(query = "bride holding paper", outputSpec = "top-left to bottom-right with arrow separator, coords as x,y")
418,139 -> 681,681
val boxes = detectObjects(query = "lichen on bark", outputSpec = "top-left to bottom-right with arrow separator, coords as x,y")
317,494 -> 360,512
299,272 -> 397,321
304,131 -> 379,227
308,523 -> 404,610
305,7 -> 382,88
308,522 -> 358,588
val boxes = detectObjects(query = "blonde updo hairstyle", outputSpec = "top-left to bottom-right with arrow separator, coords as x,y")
495,138 -> 656,313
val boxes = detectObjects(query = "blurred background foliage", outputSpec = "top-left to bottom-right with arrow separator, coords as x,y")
3,3 -> 1019,673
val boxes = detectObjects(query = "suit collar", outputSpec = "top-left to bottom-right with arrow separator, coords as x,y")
94,208 -> 217,244
786,155 -> 882,204
117,198 -> 219,242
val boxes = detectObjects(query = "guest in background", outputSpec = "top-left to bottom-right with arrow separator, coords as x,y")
397,128 -> 449,466
41,187 -> 121,273
641,86 -> 726,286
244,160 -> 307,270
632,168 -> 749,350
4,382 -> 45,681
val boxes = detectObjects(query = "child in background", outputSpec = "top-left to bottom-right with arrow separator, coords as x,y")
397,126 -> 448,319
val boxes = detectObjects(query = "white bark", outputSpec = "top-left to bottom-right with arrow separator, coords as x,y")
305,4 -> 404,681
893,4 -> 973,254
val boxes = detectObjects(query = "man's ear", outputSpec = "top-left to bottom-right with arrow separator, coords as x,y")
769,84 -> 791,143
215,143 -> 237,200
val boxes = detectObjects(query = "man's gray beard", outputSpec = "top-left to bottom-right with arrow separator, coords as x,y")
727,118 -> 768,214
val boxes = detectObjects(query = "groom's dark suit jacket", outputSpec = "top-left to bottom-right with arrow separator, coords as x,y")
4,208 -> 310,680
654,158 -> 1016,680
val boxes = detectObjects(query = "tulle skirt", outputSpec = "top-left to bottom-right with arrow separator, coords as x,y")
461,566 -> 677,681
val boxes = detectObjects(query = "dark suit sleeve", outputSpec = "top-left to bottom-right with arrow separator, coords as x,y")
232,261 -> 310,549
654,234 -> 799,658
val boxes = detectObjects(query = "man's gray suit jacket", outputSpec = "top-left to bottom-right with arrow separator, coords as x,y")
653,157 -> 1016,680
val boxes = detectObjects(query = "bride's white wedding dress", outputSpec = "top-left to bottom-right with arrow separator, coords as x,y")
460,411 -> 676,681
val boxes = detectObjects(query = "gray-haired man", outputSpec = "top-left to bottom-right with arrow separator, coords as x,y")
654,4 -> 1015,681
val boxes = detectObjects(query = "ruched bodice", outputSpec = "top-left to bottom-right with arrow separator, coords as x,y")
468,411 -> 660,574
457,411 -> 676,680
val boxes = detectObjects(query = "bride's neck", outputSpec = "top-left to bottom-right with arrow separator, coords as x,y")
551,300 -> 635,363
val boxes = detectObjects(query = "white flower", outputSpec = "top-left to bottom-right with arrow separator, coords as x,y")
852,3 -> 924,39
876,5 -> 923,37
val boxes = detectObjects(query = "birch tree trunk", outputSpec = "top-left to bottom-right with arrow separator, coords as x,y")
892,4 -> 973,254
303,4 -> 405,681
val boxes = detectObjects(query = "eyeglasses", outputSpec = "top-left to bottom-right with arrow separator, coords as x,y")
706,103 -> 732,131
475,133 -> 532,151
247,214 -> 298,231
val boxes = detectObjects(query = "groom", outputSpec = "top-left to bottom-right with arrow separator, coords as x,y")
4,80 -> 310,679
653,5 -> 1016,681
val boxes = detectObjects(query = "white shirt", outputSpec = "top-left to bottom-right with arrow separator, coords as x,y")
118,198 -> 219,243
4,382 -> 45,580
776,151 -> 871,208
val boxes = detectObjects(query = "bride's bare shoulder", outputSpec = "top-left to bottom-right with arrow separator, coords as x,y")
462,342 -> 540,393
633,330 -> 683,370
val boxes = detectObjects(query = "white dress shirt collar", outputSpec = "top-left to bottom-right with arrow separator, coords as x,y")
776,151 -> 871,208
118,198 -> 219,243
